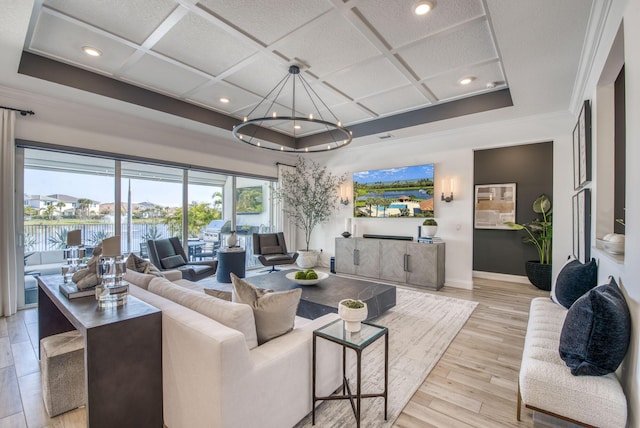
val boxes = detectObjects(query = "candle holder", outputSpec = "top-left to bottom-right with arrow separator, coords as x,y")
62,230 -> 86,283
96,255 -> 129,309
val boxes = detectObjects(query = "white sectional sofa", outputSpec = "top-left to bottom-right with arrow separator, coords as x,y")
124,270 -> 342,428
517,297 -> 627,427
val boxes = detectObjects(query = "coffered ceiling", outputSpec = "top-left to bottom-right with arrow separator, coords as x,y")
1,0 -> 597,147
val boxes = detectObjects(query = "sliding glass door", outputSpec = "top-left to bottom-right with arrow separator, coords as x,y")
16,145 -> 276,309
21,148 -> 115,306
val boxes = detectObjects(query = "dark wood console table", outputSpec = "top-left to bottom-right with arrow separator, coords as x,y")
37,275 -> 162,428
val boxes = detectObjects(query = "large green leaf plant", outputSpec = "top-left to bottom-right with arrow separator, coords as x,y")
505,194 -> 552,264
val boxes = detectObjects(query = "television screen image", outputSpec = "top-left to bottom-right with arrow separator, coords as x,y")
353,163 -> 434,218
236,186 -> 263,214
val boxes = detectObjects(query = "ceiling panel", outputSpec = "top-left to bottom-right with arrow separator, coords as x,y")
324,57 -> 412,101
121,54 -> 209,95
30,11 -> 137,74
152,12 -> 258,76
223,52 -> 290,97
355,0 -> 486,49
188,82 -> 262,115
271,10 -> 380,77
359,85 -> 431,117
43,0 -> 177,44
197,0 -> 333,45
396,18 -> 498,81
425,61 -> 506,101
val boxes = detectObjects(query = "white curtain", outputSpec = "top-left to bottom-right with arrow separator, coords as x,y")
276,163 -> 297,251
0,109 -> 18,316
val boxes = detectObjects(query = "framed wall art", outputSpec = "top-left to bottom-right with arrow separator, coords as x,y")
573,188 -> 591,263
474,183 -> 516,229
573,100 -> 592,189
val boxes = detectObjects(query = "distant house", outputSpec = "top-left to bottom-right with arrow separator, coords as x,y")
24,195 -> 59,215
46,194 -> 78,216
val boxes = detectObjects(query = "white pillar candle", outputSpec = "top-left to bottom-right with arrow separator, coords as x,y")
344,218 -> 352,232
351,221 -> 357,237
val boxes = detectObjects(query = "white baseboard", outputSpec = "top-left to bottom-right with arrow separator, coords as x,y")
444,279 -> 473,290
472,270 -> 531,285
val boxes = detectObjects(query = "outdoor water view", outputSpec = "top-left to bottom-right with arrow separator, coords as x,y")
353,163 -> 435,218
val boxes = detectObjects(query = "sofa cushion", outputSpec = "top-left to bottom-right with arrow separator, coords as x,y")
231,273 -> 301,345
551,257 -> 598,308
559,277 -> 631,376
204,288 -> 232,301
162,255 -> 186,269
148,277 -> 258,349
124,270 -> 156,290
126,253 -> 163,276
261,245 -> 283,255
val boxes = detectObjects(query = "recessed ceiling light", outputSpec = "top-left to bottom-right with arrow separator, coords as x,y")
459,76 -> 475,85
414,1 -> 435,16
82,46 -> 102,57
219,97 -> 229,103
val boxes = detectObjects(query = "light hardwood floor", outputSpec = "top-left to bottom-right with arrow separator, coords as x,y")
0,277 -> 546,428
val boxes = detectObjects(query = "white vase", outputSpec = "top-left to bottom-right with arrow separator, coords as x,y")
338,299 -> 368,332
226,231 -> 237,247
296,250 -> 318,268
422,225 -> 438,238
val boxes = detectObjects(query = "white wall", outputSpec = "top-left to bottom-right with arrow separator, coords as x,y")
619,1 -> 639,424
576,0 -> 638,425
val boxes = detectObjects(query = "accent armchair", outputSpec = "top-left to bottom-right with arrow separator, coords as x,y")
147,237 -> 217,282
252,232 -> 298,272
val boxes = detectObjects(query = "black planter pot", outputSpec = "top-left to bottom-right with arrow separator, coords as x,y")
525,261 -> 552,291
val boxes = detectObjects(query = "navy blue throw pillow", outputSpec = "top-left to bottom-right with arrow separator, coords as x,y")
559,277 -> 631,376
551,257 -> 598,308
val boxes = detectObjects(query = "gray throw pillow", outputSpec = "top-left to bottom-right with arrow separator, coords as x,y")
161,254 -> 186,269
231,273 -> 301,345
126,253 -> 163,276
551,256 -> 598,308
559,277 -> 631,376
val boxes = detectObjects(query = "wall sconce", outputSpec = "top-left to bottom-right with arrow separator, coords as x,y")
340,183 -> 350,205
441,178 -> 454,203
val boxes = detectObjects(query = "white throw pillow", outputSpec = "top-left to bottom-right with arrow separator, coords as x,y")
231,273 -> 301,345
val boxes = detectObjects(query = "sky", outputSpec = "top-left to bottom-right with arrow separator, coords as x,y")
25,169 -> 219,207
353,163 -> 434,185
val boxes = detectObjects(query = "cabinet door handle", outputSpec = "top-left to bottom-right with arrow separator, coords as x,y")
353,249 -> 359,265
404,254 -> 409,271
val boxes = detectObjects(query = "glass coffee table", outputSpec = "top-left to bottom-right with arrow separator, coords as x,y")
312,319 -> 388,427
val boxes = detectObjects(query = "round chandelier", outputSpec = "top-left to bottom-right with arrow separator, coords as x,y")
232,65 -> 352,153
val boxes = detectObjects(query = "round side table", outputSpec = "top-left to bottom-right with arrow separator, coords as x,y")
216,247 -> 246,283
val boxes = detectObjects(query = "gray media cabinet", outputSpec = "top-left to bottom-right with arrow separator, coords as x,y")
335,237 -> 445,290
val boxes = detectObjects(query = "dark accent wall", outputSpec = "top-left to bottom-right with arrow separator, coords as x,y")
473,142 -> 553,275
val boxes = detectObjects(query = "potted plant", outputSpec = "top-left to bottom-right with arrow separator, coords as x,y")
422,218 -> 438,238
273,157 -> 345,268
338,299 -> 368,332
505,194 -> 553,290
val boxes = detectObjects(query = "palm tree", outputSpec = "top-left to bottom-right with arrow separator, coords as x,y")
44,204 -> 56,220
56,201 -> 66,218
76,198 -> 93,219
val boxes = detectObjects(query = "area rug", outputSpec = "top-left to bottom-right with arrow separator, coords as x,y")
294,287 -> 478,428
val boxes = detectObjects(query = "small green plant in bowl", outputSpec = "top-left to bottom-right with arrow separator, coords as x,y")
422,218 -> 438,226
341,299 -> 365,309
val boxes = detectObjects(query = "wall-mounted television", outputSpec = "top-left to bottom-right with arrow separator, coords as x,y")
236,186 -> 263,214
353,163 -> 434,218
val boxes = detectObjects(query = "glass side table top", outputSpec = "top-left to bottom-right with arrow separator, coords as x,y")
315,319 -> 387,348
